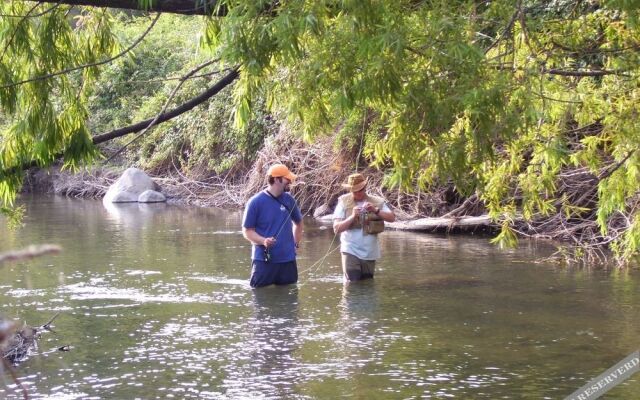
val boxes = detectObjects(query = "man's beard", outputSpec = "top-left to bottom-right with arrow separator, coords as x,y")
283,185 -> 291,192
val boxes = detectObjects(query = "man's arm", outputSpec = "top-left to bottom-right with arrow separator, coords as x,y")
293,220 -> 303,248
242,227 -> 276,248
376,205 -> 396,223
333,212 -> 358,234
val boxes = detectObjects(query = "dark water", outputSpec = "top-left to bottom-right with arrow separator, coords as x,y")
1,195 -> 638,399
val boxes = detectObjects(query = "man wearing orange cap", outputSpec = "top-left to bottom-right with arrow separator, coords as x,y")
333,173 -> 395,281
242,164 -> 303,287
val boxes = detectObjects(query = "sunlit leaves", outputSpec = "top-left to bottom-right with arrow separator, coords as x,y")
201,0 -> 640,262
0,1 -> 118,210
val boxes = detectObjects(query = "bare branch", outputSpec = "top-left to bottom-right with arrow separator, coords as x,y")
0,67 -> 239,177
111,65 -> 231,86
93,66 -> 239,144
104,58 -> 220,162
0,244 -> 62,265
543,68 -> 629,77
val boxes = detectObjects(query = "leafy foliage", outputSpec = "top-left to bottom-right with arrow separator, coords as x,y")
202,0 -> 640,263
1,1 -> 640,264
0,1 -> 118,209
87,13 -> 274,176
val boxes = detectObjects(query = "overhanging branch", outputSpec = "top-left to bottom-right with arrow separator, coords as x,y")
93,67 -> 239,144
544,68 -> 629,77
0,67 -> 239,176
35,0 -> 227,16
0,12 -> 162,89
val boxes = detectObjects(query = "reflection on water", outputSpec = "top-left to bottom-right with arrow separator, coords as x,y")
0,195 -> 639,399
223,287 -> 301,398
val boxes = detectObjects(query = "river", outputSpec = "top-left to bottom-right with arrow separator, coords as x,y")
1,195 -> 639,399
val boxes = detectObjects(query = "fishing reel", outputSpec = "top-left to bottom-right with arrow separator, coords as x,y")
264,248 -> 272,263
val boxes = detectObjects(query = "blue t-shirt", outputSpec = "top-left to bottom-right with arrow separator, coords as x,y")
242,190 -> 302,263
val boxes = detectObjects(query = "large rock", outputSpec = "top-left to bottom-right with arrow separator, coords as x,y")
138,190 -> 166,203
313,203 -> 331,218
103,168 -> 160,203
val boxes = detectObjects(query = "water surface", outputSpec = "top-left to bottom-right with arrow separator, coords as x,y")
1,195 -> 639,399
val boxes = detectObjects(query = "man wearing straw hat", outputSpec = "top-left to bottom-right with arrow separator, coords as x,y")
242,164 -> 303,288
333,173 -> 395,281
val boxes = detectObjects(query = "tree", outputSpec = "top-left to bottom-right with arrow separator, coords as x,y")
0,1 -> 238,224
204,0 -> 640,263
1,0 -> 640,263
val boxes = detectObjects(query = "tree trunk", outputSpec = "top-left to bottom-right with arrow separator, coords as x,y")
36,0 -> 227,16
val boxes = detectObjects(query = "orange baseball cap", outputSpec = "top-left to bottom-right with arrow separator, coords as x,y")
266,164 -> 297,182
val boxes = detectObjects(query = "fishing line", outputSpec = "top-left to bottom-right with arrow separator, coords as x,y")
297,232 -> 341,287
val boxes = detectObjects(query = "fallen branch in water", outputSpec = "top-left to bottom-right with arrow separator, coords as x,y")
0,245 -> 61,265
1,318 -> 28,399
1,247 -> 63,398
386,215 -> 496,232
2,313 -> 61,364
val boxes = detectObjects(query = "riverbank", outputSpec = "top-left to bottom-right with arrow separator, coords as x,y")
22,127 -> 495,231
25,163 -> 498,234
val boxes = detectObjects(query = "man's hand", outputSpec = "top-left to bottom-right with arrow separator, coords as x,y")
352,206 -> 363,218
362,202 -> 376,213
263,237 -> 276,248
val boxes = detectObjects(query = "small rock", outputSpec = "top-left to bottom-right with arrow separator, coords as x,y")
138,190 -> 167,203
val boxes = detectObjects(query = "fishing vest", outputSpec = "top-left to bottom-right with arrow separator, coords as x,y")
338,193 -> 386,234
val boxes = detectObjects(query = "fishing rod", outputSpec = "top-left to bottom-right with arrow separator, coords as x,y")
261,186 -> 341,285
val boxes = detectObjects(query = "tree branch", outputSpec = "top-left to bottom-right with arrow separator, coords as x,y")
0,244 -> 61,264
543,68 -> 629,77
572,150 -> 636,207
93,66 -> 239,144
34,0 -> 227,16
103,59 -> 221,162
0,1 -> 42,62
0,1 -> 62,18
0,67 -> 239,176
484,0 -> 521,55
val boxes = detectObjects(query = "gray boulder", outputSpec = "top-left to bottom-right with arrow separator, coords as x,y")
103,168 -> 159,203
138,190 -> 166,203
313,203 -> 330,218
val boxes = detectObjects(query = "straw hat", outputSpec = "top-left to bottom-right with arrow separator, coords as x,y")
341,173 -> 368,192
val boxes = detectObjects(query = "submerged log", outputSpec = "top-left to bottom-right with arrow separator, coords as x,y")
386,215 -> 495,232
317,213 -> 496,232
